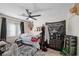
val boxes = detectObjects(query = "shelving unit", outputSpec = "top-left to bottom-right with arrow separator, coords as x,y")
46,20 -> 66,51
63,35 -> 77,56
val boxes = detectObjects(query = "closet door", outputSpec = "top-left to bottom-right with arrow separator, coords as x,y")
46,20 -> 66,51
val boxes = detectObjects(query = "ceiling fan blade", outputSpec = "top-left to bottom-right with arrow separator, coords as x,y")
31,17 -> 37,20
25,9 -> 30,15
31,15 -> 41,17
26,17 -> 29,20
25,9 -> 32,15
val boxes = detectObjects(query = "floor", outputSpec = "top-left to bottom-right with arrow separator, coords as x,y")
38,48 -> 62,56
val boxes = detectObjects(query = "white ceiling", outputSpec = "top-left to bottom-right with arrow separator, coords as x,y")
0,3 -> 74,20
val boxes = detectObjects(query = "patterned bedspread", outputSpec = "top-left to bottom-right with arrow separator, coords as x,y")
18,45 -> 37,56
2,44 -> 45,56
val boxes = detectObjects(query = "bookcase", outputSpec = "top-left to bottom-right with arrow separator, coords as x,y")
46,20 -> 66,51
63,35 -> 77,56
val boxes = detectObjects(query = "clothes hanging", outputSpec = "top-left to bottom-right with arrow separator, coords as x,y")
44,25 -> 50,44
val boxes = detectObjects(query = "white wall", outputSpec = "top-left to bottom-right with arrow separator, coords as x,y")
32,4 -> 73,31
66,4 -> 79,55
66,13 -> 79,55
32,10 -> 66,31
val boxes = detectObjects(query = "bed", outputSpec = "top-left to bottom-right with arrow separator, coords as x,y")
19,32 -> 41,49
2,43 -> 45,56
2,32 -> 45,56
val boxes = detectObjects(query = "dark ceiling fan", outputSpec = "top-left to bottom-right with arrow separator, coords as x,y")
22,9 -> 41,20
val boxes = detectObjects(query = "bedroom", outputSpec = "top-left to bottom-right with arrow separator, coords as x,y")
0,3 -> 79,56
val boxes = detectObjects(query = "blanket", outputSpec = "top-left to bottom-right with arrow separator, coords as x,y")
2,43 -> 45,56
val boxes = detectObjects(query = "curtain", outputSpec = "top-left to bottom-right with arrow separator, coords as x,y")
20,22 -> 24,34
44,25 -> 50,44
0,18 -> 2,40
0,17 -> 7,41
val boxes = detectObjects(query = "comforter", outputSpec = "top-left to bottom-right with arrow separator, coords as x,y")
2,43 -> 45,56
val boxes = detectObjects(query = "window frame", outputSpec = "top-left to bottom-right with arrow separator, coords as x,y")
7,19 -> 21,37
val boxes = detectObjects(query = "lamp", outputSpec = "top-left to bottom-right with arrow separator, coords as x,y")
70,4 -> 79,15
70,7 -> 77,13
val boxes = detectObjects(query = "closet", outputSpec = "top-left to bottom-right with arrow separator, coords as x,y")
46,20 -> 66,51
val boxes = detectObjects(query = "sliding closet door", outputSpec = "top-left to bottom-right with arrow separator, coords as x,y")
46,20 -> 66,51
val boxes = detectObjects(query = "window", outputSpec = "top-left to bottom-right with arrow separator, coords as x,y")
7,21 -> 21,37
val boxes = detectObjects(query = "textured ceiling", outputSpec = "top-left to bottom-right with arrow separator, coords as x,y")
0,3 -> 74,20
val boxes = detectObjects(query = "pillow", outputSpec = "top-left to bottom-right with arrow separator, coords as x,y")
21,36 -> 31,42
19,33 -> 40,49
31,37 -> 39,42
0,41 -> 7,46
32,42 -> 40,49
31,37 -> 40,49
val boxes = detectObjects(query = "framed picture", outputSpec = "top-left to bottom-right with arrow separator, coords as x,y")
36,27 -> 42,31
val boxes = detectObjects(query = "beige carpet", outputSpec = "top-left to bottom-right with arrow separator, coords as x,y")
38,48 -> 62,56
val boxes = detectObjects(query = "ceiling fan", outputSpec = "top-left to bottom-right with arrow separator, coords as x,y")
22,9 -> 41,20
